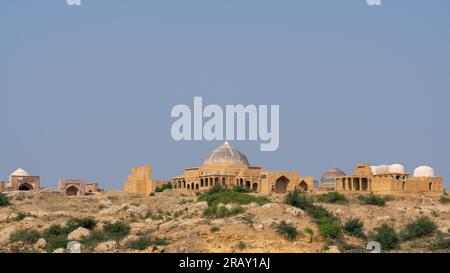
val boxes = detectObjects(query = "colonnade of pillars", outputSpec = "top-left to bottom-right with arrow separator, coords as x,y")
172,176 -> 259,192
339,177 -> 370,192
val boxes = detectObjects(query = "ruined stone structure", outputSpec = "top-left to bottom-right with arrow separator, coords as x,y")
123,165 -> 166,196
0,168 -> 41,192
172,142 -> 314,195
85,183 -> 103,194
335,163 -> 444,196
59,179 -> 87,196
58,179 -> 103,196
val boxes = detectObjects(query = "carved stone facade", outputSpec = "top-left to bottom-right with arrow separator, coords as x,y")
123,165 -> 166,196
335,163 -> 444,196
59,179 -> 87,196
172,142 -> 314,195
1,168 -> 41,192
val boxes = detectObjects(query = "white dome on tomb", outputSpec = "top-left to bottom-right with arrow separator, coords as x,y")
9,168 -> 30,181
376,165 -> 390,175
413,166 -> 435,177
388,164 -> 405,174
370,166 -> 378,175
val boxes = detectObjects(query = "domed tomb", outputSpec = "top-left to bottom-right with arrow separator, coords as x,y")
413,166 -> 435,177
203,141 -> 250,166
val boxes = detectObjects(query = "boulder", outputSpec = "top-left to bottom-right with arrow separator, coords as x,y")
324,246 -> 341,253
34,238 -> 47,249
286,207 -> 305,217
95,241 -> 118,252
67,241 -> 82,253
130,222 -> 147,235
99,208 -> 119,215
68,227 -> 91,241
190,201 -> 208,212
438,227 -> 449,234
119,235 -> 140,247
0,226 -> 15,246
126,206 -> 149,218
53,248 -> 65,253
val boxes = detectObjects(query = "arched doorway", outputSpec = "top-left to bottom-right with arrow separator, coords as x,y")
245,181 -> 251,191
299,180 -> 308,192
18,183 -> 33,191
275,176 -> 290,194
66,185 -> 79,196
196,184 -> 199,190
252,183 -> 258,192
429,182 -> 433,191
187,184 -> 190,190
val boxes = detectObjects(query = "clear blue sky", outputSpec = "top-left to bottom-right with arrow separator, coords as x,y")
1,1 -> 449,189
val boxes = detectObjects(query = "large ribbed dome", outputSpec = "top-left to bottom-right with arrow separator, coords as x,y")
321,167 -> 346,182
203,141 -> 250,166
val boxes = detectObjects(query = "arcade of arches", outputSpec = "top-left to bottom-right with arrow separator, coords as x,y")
172,142 -> 314,196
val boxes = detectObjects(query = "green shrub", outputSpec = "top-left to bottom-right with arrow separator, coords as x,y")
46,235 -> 69,252
284,190 -> 343,240
203,205 -> 244,218
284,190 -> 314,210
151,237 -> 169,246
318,220 -> 342,239
429,233 -> 450,250
439,196 -> 450,204
149,192 -> 156,197
103,221 -> 131,240
155,183 -> 173,193
43,224 -> 67,238
307,205 -> 334,222
317,192 -> 348,204
65,217 -> 97,231
77,217 -> 97,230
276,221 -> 298,241
344,218 -> 366,239
237,241 -> 246,250
358,194 -> 387,206
198,191 -> 269,207
400,216 -> 437,241
369,224 -> 399,251
127,236 -> 151,250
304,228 -> 314,243
14,212 -> 35,221
210,227 -> 221,233
0,193 -> 10,207
79,230 -> 108,249
232,185 -> 248,193
10,229 -> 40,244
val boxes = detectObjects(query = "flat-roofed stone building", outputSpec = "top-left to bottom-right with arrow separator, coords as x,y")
335,163 -> 444,196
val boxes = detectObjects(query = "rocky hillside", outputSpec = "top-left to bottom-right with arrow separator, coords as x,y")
0,189 -> 448,253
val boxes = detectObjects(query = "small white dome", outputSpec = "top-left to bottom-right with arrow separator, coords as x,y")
370,166 -> 378,175
413,166 -> 435,177
388,164 -> 405,174
376,165 -> 390,175
9,168 -> 30,183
